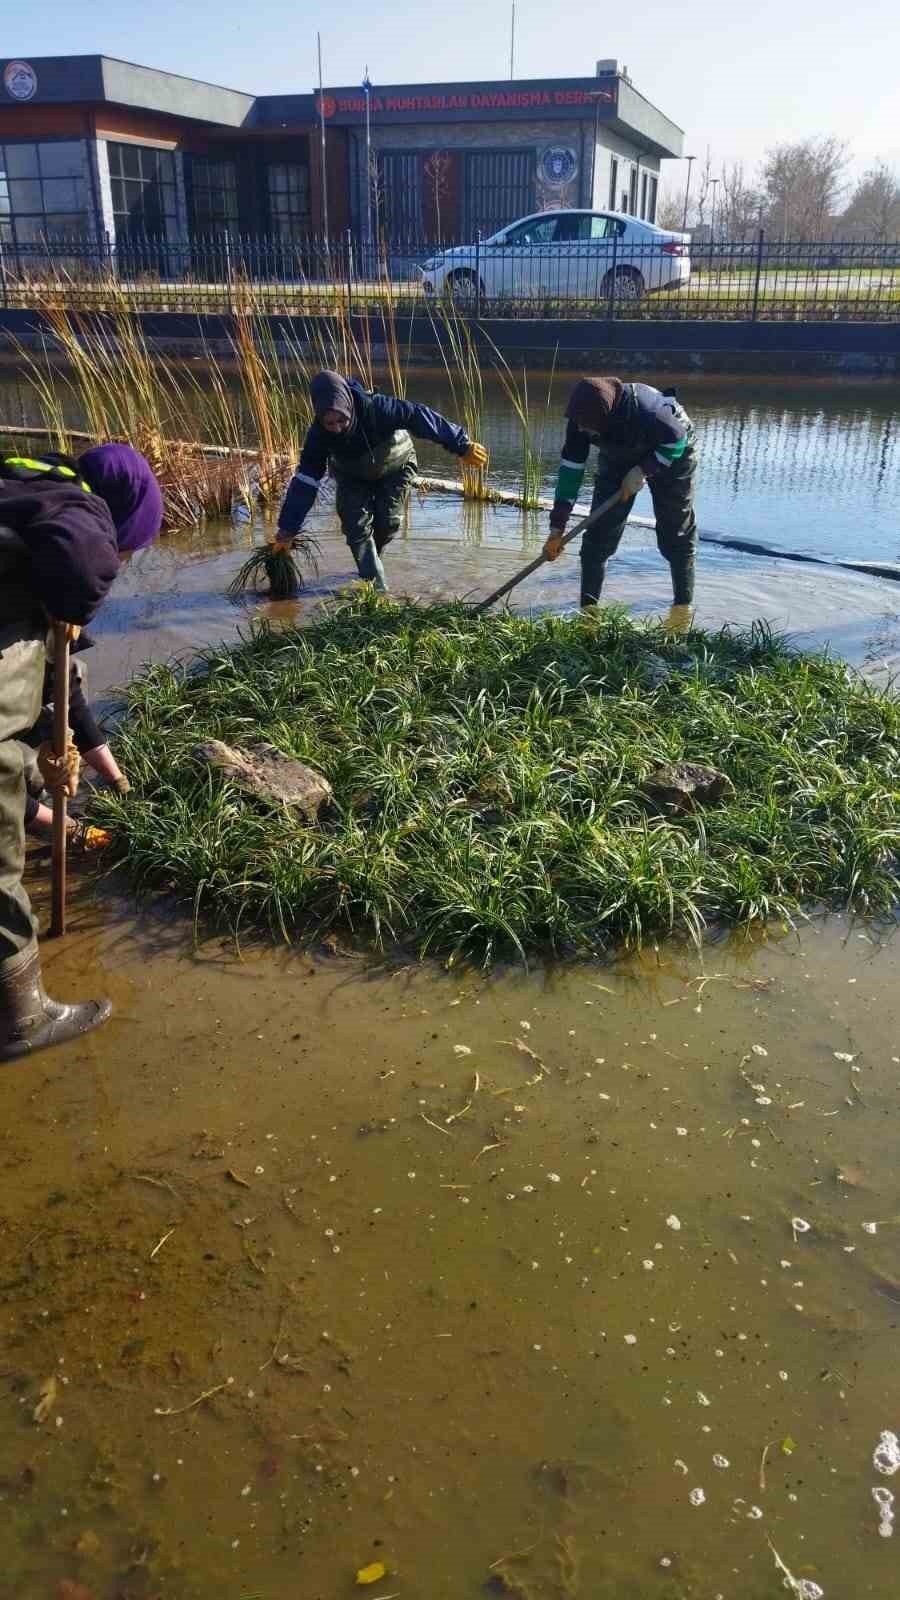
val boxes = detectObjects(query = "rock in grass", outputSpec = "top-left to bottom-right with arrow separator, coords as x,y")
643,762 -> 734,813
193,740 -> 333,821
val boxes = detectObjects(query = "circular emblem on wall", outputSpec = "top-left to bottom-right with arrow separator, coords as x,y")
316,93 -> 336,120
540,146 -> 577,186
3,60 -> 38,101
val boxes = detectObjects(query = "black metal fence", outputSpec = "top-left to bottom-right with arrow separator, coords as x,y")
1,230 -> 899,322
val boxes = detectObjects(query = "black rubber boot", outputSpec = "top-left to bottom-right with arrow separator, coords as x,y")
0,942 -> 112,1062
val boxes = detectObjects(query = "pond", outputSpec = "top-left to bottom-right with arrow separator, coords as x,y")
1,365 -> 899,1599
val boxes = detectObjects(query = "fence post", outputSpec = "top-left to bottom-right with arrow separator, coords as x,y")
345,228 -> 353,319
750,227 -> 765,322
475,230 -> 482,321
606,227 -> 619,321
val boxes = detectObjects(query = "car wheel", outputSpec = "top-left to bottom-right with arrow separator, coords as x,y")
446,270 -> 482,307
602,267 -> 645,302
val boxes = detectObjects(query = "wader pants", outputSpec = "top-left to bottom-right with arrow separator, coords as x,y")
333,431 -> 418,593
581,444 -> 698,609
0,625 -> 46,963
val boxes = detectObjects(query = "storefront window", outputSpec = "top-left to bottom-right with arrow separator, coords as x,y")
108,142 -> 178,239
267,163 -> 310,239
0,141 -> 88,250
190,156 -> 239,234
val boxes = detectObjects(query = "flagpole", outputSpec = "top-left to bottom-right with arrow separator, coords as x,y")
363,68 -> 373,271
317,33 -> 330,243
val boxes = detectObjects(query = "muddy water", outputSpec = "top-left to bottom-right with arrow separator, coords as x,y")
2,875 -> 899,1599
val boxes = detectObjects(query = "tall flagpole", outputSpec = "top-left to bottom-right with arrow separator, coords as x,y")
509,2 -> 516,78
317,33 -> 330,242
362,68 -> 373,267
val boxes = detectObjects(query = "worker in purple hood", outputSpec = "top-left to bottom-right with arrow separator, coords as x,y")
0,443 -> 163,1062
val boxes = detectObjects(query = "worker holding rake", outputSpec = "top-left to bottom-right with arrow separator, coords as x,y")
543,376 -> 698,630
273,370 -> 487,591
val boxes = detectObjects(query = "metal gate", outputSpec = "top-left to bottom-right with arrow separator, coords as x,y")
463,150 -> 534,237
377,151 -> 422,240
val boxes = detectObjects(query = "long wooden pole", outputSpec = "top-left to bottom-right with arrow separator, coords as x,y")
472,487 -> 624,615
49,622 -> 70,939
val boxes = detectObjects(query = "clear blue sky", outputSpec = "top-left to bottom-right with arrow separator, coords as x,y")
1,0 -> 897,189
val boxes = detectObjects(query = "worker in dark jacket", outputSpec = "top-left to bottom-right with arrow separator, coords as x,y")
273,370 -> 488,591
543,377 -> 697,630
0,443 -> 162,1062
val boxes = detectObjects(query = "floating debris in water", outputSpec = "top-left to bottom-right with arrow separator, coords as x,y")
752,1044 -> 769,1057
688,1487 -> 706,1506
713,1454 -> 730,1469
873,1431 -> 900,1476
873,1485 -> 895,1537
791,1217 -> 811,1241
862,1222 -> 879,1235
666,1215 -> 681,1231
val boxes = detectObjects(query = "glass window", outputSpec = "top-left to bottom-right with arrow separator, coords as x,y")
505,216 -> 558,245
190,155 -> 239,234
38,142 -> 85,179
267,163 -> 310,240
0,142 -> 89,252
42,178 -> 82,211
648,175 -> 658,225
8,180 -> 42,211
608,158 -> 619,211
108,142 -> 179,239
4,144 -> 39,178
554,213 -> 591,243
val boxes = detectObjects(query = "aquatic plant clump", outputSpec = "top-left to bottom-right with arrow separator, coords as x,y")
96,595 -> 900,962
228,535 -> 321,599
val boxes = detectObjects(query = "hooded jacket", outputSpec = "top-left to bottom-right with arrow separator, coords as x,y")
550,381 -> 694,532
0,461 -> 120,632
278,379 -> 470,534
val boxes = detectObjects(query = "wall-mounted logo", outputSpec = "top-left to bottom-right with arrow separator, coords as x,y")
540,146 -> 577,186
3,60 -> 38,101
315,93 -> 336,120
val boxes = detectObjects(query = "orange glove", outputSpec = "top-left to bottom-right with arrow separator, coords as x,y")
37,740 -> 81,799
543,532 -> 565,562
461,441 -> 488,469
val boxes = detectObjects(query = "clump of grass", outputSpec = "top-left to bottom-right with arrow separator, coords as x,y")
228,535 -> 321,599
94,595 -> 900,964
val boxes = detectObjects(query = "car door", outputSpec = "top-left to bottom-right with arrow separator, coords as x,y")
537,211 -> 591,299
494,214 -> 558,299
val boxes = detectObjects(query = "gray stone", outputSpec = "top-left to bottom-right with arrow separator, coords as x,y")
193,739 -> 333,821
642,761 -> 733,813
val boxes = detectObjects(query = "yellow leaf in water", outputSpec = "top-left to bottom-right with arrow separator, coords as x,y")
356,1561 -> 387,1585
781,1436 -> 796,1455
33,1374 -> 57,1424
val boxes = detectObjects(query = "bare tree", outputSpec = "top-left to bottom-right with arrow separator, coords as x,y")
717,162 -> 763,242
424,149 -> 452,246
760,137 -> 850,241
655,186 -> 686,232
693,149 -> 715,233
840,162 -> 900,242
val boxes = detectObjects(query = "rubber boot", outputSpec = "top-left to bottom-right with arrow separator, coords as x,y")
0,942 -> 112,1062
662,603 -> 694,636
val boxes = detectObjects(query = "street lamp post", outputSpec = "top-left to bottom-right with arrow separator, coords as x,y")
681,154 -> 696,232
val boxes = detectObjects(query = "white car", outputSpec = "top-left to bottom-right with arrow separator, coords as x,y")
419,210 -> 690,304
